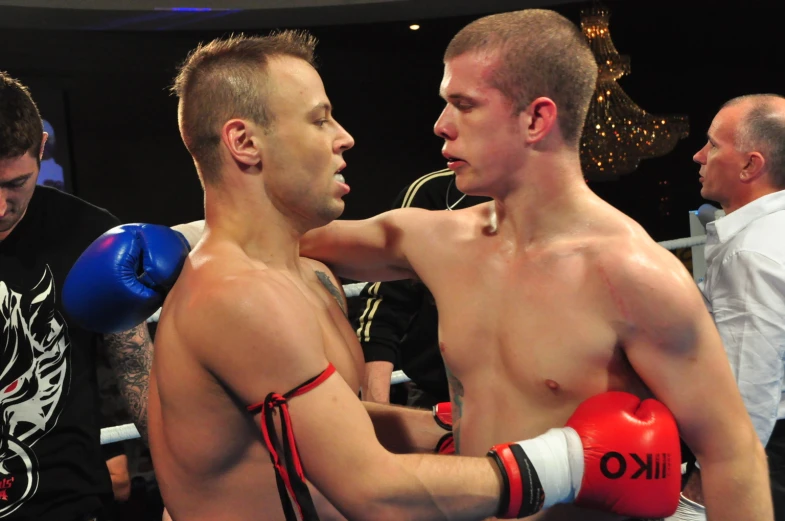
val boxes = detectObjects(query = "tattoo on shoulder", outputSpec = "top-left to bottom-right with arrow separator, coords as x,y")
315,270 -> 347,316
445,365 -> 464,453
102,323 -> 153,441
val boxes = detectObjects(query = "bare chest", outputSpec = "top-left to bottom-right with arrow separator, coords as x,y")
425,246 -> 644,402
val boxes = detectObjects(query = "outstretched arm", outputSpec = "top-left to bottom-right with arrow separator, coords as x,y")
172,213 -> 419,283
615,246 -> 773,521
300,209 -> 426,282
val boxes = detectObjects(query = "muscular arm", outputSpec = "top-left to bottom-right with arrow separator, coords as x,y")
300,209 -> 423,282
613,246 -> 772,521
101,323 -> 153,441
188,275 -> 503,520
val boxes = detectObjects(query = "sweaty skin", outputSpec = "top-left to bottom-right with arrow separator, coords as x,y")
301,195 -> 761,521
300,40 -> 769,519
149,246 -> 364,521
405,204 -> 652,521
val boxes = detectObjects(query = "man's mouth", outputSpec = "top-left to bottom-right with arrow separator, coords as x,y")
445,156 -> 468,170
334,162 -> 347,184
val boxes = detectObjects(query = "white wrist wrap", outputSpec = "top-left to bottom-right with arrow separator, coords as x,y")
512,427 -> 584,508
663,494 -> 706,521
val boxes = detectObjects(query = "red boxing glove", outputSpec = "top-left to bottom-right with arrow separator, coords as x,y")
488,392 -> 680,519
433,402 -> 455,455
569,392 -> 681,518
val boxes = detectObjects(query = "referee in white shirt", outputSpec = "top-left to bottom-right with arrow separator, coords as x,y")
687,94 -> 785,521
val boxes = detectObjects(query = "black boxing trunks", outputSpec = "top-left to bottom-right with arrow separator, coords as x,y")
247,363 -> 336,521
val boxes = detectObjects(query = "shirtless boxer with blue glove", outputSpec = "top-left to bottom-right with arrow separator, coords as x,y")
62,224 -> 190,333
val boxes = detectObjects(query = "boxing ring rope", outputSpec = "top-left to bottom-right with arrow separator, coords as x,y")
656,235 -> 707,251
104,231 -> 710,445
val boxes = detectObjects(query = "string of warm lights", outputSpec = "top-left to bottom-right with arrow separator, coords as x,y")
579,4 -> 689,178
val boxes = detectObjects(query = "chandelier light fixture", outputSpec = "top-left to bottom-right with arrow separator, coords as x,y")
579,4 -> 689,179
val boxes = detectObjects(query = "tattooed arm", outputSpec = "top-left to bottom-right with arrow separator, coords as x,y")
101,323 -> 153,441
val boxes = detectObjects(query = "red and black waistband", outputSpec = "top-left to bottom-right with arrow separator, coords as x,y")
247,363 -> 337,521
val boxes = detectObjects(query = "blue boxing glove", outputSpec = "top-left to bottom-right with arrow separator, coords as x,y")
63,223 -> 190,334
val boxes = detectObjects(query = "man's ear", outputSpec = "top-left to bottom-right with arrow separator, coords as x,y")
740,151 -> 765,184
39,132 -> 49,160
521,97 -> 558,145
221,119 -> 262,168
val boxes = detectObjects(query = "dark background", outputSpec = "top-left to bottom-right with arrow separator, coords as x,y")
1,0 -> 783,242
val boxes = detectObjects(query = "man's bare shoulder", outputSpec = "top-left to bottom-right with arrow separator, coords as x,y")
589,225 -> 705,329
175,250 -> 316,360
165,247 -> 331,404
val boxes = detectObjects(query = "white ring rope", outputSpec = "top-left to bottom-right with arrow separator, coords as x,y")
342,282 -> 368,298
101,423 -> 141,445
114,232 -> 708,443
657,235 -> 707,251
390,370 -> 410,385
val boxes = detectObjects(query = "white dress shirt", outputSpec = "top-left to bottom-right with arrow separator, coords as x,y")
700,189 -> 785,447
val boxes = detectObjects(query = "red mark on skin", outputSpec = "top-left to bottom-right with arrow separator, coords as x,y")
597,265 -> 632,322
545,379 -> 560,391
439,342 -> 447,353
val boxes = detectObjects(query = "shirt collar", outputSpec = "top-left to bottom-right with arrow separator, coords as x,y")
707,189 -> 785,243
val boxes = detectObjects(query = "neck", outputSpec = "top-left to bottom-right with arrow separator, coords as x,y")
491,149 -> 593,245
722,182 -> 782,214
203,183 -> 303,271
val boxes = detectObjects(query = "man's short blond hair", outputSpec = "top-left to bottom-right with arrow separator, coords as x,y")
171,31 -> 317,184
445,9 -> 598,146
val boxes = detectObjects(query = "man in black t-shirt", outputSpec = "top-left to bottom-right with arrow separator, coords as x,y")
0,71 -> 153,521
353,169 -> 489,406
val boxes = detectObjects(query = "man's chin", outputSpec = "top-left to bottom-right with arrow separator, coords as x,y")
312,203 -> 344,228
331,199 -> 346,218
0,217 -> 20,233
0,219 -> 21,240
